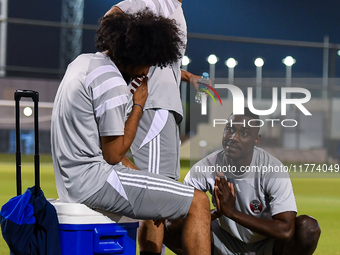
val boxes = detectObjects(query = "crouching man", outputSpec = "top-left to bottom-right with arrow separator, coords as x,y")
164,108 -> 320,255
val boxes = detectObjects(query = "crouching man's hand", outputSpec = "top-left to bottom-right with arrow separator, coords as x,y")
214,175 -> 236,218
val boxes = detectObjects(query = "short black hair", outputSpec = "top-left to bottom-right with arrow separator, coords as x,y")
243,107 -> 260,120
96,9 -> 185,68
228,107 -> 261,133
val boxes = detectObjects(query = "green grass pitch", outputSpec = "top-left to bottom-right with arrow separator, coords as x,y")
0,154 -> 339,254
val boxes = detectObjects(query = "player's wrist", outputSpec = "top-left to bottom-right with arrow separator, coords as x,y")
224,207 -> 237,219
133,103 -> 144,112
211,208 -> 222,221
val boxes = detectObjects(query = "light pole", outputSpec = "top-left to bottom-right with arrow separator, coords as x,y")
225,58 -> 237,84
282,56 -> 296,97
254,58 -> 264,100
225,58 -> 237,98
282,56 -> 297,148
180,55 -> 190,136
322,35 -> 329,99
202,54 -> 218,112
0,0 -> 8,77
199,140 -> 207,158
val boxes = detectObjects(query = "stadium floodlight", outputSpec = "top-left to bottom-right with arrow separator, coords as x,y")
254,58 -> 264,67
225,58 -> 237,68
182,55 -> 190,67
207,54 -> 218,65
282,56 -> 296,67
199,140 -> 207,147
23,107 -> 33,117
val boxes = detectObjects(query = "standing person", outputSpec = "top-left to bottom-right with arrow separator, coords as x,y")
165,108 -> 320,255
105,1 -> 201,254
51,10 -> 211,255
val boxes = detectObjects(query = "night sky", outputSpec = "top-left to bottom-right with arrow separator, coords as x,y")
6,0 -> 340,79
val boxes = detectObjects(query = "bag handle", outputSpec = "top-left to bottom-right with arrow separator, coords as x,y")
14,90 -> 40,196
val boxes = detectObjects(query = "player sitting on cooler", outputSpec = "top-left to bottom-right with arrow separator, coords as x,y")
51,10 -> 211,255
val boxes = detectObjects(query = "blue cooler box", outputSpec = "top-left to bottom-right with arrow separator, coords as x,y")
52,201 -> 139,255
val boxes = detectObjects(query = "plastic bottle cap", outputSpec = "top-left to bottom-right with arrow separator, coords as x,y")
202,72 -> 209,78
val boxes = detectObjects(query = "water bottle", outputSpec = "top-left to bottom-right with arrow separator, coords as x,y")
195,72 -> 210,104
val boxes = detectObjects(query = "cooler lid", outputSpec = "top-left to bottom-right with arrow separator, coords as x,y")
51,200 -> 115,224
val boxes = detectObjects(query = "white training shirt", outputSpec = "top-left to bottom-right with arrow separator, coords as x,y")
51,52 -> 129,203
116,0 -> 186,119
184,147 -> 297,244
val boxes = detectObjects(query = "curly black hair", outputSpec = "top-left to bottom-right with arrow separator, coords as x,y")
96,9 -> 185,68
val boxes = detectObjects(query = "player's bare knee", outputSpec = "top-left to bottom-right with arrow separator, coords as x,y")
189,189 -> 210,213
296,215 -> 321,244
194,189 -> 210,207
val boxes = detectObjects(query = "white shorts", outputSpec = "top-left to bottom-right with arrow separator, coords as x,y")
83,165 -> 194,220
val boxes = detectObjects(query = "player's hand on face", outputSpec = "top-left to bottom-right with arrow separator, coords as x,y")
132,76 -> 148,108
214,176 -> 236,218
129,78 -> 142,94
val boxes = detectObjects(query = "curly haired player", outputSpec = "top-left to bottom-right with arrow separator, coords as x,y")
51,10 -> 211,255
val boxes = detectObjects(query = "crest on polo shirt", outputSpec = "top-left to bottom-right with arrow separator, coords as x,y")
250,200 -> 263,214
